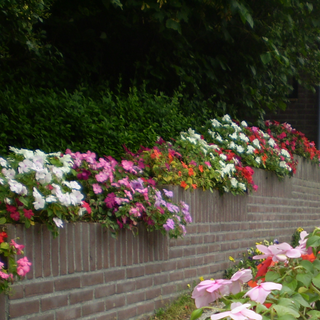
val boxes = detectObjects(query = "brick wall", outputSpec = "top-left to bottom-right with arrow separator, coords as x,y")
1,157 -> 320,320
265,85 -> 319,146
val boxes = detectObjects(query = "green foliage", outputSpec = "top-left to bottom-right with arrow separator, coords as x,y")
0,83 -> 201,159
2,0 -> 320,120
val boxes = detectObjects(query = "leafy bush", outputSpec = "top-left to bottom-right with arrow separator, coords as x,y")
0,84 -> 200,159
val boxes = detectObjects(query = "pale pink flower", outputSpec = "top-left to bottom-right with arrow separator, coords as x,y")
211,302 -> 262,320
295,231 -> 311,255
121,160 -> 134,172
192,279 -> 231,308
244,282 -> 282,304
229,269 -> 252,294
95,172 -> 109,182
92,183 -> 103,194
0,270 -> 10,279
253,242 -> 301,262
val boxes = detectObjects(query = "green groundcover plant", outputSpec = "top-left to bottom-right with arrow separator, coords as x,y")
190,227 -> 320,320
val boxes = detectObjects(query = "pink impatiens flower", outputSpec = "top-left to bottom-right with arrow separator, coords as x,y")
17,257 -> 32,277
244,282 -> 282,304
229,269 -> 252,294
10,240 -> 25,255
253,242 -> 301,262
211,302 -> 262,320
192,279 -> 232,308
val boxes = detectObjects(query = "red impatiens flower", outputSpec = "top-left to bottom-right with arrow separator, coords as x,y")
0,232 -> 7,243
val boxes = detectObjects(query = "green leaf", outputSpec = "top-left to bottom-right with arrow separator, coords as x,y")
277,315 -> 298,320
306,235 -> 320,248
308,310 -> 320,318
260,52 -> 272,64
166,19 -> 181,34
312,273 -> 320,289
300,259 -> 314,273
297,273 -> 312,287
0,217 -> 6,224
286,278 -> 297,291
190,308 -> 203,320
265,271 -> 280,282
292,293 -> 310,308
273,305 -> 300,318
313,260 -> 320,270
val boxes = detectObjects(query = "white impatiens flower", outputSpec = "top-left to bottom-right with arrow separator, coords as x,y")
33,187 -> 46,210
2,168 -> 15,179
69,190 -> 84,206
211,119 -> 222,127
247,145 -> 255,154
230,178 -> 238,188
8,180 -> 28,195
220,154 -> 227,160
241,120 -> 248,127
0,157 -> 8,167
10,147 -> 34,159
46,195 -> 57,203
63,181 -> 82,190
252,139 -> 261,149
35,169 -> 52,184
230,122 -> 241,132
281,149 -> 291,158
229,132 -> 238,140
18,159 -> 33,173
229,141 -> 236,149
238,183 -> 246,191
268,138 -> 276,147
53,217 -> 64,228
215,134 -> 223,142
239,133 -> 249,143
236,145 -> 244,153
222,114 -> 232,122
256,157 -> 261,165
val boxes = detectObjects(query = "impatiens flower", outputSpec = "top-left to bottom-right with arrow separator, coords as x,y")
244,282 -> 282,304
81,201 -> 91,214
211,302 -> 262,320
23,208 -> 34,219
16,257 -> 32,277
229,269 -> 252,294
53,217 -> 64,228
192,279 -> 232,308
163,189 -> 173,198
253,242 -> 301,262
0,232 -> 7,243
33,187 -> 46,210
10,240 -> 25,255
163,219 -> 175,231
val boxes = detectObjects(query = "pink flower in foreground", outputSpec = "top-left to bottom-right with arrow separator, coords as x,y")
253,242 -> 301,262
211,302 -> 262,320
244,282 -> 282,304
10,240 -> 25,255
192,279 -> 231,308
0,270 -> 10,279
295,231 -> 312,255
229,269 -> 252,294
17,257 -> 32,277
92,183 -> 103,194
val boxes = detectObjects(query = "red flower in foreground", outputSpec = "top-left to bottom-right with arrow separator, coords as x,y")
0,232 -> 7,243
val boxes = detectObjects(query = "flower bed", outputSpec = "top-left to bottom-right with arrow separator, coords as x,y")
191,227 -> 320,320
0,114 -> 319,294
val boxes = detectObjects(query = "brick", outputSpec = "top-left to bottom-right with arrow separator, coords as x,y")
59,227 -> 67,275
145,263 -> 162,275
56,306 -> 81,320
169,271 -> 184,282
96,311 -> 117,320
41,294 -> 68,311
153,273 -> 169,286
127,266 -> 145,278
116,281 -> 135,294
136,300 -> 155,315
69,289 -> 93,304
9,299 -> 39,318
74,223 -> 82,272
118,306 -> 137,320
25,281 -> 54,297
89,224 -> 97,271
105,295 -> 126,310
82,224 -> 90,272
26,314 -> 55,320
127,290 -> 145,304
67,224 -> 75,274
104,269 -> 125,282
135,277 -> 153,290
95,284 -> 116,299
145,287 -> 161,300
0,294 -> 6,320
51,236 -> 59,277
96,224 -> 103,270
82,272 -> 104,287
82,300 -> 105,316
34,224 -> 42,278
42,227 -> 51,277
55,276 -> 81,291
9,284 -> 24,300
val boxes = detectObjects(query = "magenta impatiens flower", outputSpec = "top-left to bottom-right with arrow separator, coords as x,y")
10,240 -> 25,255
244,282 -> 282,304
211,302 -> 262,320
192,279 -> 232,308
253,242 -> 301,262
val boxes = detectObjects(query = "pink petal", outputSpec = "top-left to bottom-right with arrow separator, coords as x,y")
261,282 -> 282,291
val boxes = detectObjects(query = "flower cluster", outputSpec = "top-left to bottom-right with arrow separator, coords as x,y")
191,227 -> 320,320
0,228 -> 31,294
0,147 -> 84,236
265,120 -> 320,165
65,150 -> 191,238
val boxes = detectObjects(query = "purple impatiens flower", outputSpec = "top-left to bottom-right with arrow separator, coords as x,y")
163,219 -> 175,231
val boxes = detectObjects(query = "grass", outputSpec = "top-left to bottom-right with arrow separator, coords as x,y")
148,291 -> 196,320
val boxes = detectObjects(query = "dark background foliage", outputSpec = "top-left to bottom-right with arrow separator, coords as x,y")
1,0 -> 320,157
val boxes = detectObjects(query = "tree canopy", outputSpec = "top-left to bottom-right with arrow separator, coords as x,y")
1,0 -> 320,120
